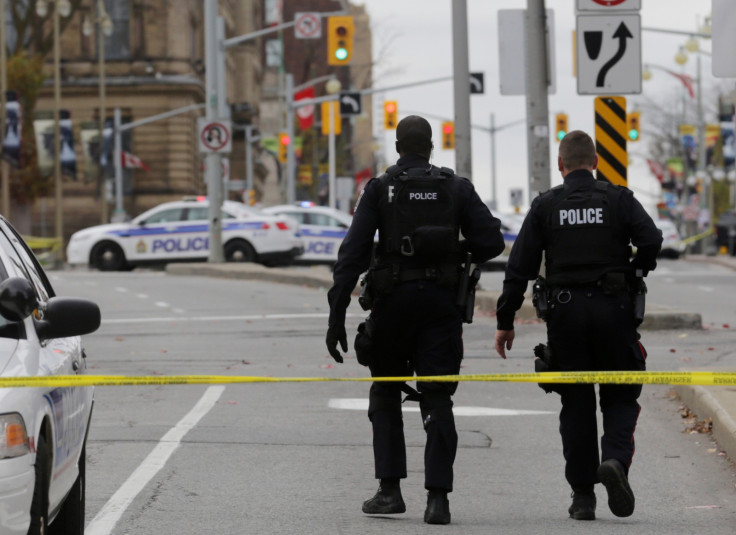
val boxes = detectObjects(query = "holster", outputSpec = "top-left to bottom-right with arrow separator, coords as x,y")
534,343 -> 561,394
354,314 -> 377,367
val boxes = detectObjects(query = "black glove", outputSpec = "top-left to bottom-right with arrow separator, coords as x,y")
326,324 -> 348,363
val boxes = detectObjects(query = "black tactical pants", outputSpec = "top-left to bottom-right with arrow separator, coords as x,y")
368,280 -> 463,492
546,286 -> 646,492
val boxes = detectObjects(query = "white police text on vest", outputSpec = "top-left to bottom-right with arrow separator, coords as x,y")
409,191 -> 438,201
558,207 -> 604,226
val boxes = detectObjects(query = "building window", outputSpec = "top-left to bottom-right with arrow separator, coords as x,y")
104,0 -> 130,60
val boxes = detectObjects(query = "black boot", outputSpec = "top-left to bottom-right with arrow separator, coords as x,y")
597,458 -> 635,517
362,480 -> 406,515
568,489 -> 596,520
424,489 -> 451,525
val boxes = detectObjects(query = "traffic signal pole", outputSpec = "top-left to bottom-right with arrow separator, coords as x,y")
452,0 -> 472,178
525,0 -> 551,198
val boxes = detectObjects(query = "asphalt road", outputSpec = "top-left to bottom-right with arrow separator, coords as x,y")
48,268 -> 736,534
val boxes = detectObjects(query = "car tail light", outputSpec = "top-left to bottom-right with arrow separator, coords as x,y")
261,223 -> 270,229
0,413 -> 29,458
276,221 -> 290,230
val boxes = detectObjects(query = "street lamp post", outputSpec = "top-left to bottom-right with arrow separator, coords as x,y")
83,1 -> 113,224
0,0 -> 9,219
36,0 -> 71,258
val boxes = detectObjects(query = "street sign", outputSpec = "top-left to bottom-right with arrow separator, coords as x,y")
576,0 -> 641,11
498,9 -> 556,95
509,188 -> 523,207
295,12 -> 321,39
712,0 -> 736,77
576,15 -> 641,95
469,72 -> 484,94
339,91 -> 362,116
198,118 -> 232,154
594,96 -> 627,187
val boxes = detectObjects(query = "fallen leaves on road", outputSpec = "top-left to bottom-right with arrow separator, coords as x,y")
680,406 -> 713,434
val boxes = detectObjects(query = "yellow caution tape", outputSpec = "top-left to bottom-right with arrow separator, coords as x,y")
1,371 -> 736,388
680,227 -> 714,246
22,236 -> 62,251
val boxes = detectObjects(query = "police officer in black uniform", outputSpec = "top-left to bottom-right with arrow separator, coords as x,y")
494,130 -> 662,521
326,115 -> 505,525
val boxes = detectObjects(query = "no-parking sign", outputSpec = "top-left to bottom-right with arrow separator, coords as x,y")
198,118 -> 232,154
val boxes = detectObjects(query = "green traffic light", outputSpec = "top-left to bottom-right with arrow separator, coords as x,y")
628,129 -> 639,141
335,47 -> 348,60
557,130 -> 566,141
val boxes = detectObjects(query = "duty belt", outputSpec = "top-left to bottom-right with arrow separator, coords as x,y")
395,266 -> 459,285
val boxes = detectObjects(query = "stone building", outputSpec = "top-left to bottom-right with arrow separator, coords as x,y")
29,0 -> 263,240
21,0 -> 373,245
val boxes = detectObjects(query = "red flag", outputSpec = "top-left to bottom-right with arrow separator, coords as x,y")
294,87 -> 315,130
121,150 -> 150,171
647,159 -> 664,183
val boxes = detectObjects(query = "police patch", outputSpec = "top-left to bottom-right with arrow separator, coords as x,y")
406,189 -> 440,202
551,202 -> 609,229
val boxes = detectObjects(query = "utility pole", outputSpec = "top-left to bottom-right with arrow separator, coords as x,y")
204,0 -> 224,262
452,0 -> 472,179
525,0 -> 551,198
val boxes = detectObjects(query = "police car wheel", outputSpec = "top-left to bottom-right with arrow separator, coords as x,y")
28,435 -> 50,535
224,240 -> 256,263
92,242 -> 127,271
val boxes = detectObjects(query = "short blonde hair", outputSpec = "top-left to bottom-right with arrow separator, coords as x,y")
559,130 -> 596,170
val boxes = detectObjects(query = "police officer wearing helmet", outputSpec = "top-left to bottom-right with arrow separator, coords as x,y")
494,130 -> 662,521
326,115 -> 505,525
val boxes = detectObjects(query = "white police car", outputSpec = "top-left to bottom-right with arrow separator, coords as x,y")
0,215 -> 100,534
67,198 -> 304,271
262,202 -> 354,263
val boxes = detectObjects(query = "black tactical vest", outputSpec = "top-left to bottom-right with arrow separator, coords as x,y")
540,180 -> 631,285
374,164 -> 461,267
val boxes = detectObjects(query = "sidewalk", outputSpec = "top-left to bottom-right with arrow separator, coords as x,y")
672,253 -> 736,464
166,257 -> 736,464
166,262 -> 702,330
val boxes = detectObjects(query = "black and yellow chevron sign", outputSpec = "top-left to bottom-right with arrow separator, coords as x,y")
594,96 -> 627,187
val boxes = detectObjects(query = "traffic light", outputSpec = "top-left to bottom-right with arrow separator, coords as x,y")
384,101 -> 398,130
327,16 -> 354,66
278,132 -> 290,163
627,111 -> 641,141
441,121 -> 455,149
555,113 -> 568,142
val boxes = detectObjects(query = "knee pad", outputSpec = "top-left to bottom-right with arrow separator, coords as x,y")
420,393 -> 454,430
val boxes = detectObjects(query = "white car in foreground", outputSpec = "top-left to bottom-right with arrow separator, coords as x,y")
0,215 -> 100,534
262,203 -> 354,263
67,198 -> 304,270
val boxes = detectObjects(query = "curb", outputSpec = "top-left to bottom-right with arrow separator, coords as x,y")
674,385 -> 736,463
166,263 -> 702,330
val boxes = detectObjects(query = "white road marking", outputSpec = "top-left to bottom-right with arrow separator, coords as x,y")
328,398 -> 555,416
154,301 -> 170,308
115,287 -> 129,293
100,312 -> 362,325
697,286 -> 714,293
135,293 -> 148,299
86,386 -> 225,535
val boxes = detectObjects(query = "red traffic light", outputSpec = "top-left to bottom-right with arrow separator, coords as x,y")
279,134 -> 291,146
442,123 -> 454,134
384,102 -> 396,113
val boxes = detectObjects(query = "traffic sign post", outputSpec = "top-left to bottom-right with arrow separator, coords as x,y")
294,12 -> 321,39
594,96 -> 628,187
198,119 -> 232,154
576,0 -> 641,11
339,91 -> 361,116
576,14 -> 641,95
469,72 -> 484,95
